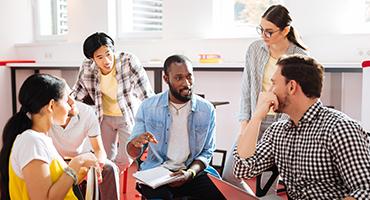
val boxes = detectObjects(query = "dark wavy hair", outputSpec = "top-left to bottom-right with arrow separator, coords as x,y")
0,74 -> 66,200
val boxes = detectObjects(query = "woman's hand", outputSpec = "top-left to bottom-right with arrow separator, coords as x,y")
68,152 -> 99,183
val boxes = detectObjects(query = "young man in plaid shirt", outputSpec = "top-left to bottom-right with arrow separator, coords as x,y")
234,54 -> 370,199
73,32 -> 154,173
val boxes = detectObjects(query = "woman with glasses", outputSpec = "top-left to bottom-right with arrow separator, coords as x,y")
222,4 -> 307,196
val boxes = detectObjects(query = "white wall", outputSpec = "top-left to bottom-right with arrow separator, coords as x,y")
1,0 -> 369,150
0,0 -> 33,147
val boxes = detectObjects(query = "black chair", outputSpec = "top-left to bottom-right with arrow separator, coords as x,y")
255,165 -> 282,197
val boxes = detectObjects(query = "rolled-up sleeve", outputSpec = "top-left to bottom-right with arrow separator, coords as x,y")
233,129 -> 275,179
128,101 -> 147,143
195,106 -> 216,168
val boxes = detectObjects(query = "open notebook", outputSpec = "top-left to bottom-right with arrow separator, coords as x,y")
85,167 -> 99,200
133,165 -> 183,189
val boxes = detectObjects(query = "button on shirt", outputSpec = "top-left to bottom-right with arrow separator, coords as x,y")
73,52 -> 154,130
234,101 -> 370,199
129,90 -> 216,171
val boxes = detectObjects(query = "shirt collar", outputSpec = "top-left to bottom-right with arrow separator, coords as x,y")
284,100 -> 323,129
63,114 -> 80,130
259,40 -> 296,54
160,90 -> 197,111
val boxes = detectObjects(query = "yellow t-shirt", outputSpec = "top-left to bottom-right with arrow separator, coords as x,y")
9,130 -> 77,200
262,56 -> 278,92
100,63 -> 123,116
262,56 -> 278,115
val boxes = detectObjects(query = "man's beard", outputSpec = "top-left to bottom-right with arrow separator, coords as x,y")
169,83 -> 192,103
275,94 -> 289,113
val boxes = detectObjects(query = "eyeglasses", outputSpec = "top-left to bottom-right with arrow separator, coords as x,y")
256,26 -> 280,38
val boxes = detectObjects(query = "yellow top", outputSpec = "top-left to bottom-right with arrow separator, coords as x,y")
9,159 -> 77,200
262,56 -> 278,115
8,129 -> 77,200
262,56 -> 278,92
100,63 -> 123,116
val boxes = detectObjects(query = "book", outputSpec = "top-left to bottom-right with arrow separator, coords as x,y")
85,167 -> 99,200
133,166 -> 183,189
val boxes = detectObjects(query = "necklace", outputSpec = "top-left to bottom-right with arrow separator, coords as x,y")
169,102 -> 188,115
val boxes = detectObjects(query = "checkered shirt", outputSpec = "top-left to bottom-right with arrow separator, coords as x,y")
72,52 -> 154,130
234,101 -> 370,199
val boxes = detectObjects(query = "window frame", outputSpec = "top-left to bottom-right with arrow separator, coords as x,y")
32,0 -> 68,42
116,0 -> 163,39
210,0 -> 284,39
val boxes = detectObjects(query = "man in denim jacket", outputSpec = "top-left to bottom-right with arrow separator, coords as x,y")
127,55 -> 225,199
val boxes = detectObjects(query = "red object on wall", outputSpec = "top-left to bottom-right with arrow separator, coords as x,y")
362,60 -> 370,68
0,60 -> 36,66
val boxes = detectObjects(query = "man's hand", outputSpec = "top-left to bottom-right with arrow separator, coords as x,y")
254,90 -> 279,120
236,89 -> 279,158
131,132 -> 158,148
168,170 -> 192,187
97,162 -> 104,184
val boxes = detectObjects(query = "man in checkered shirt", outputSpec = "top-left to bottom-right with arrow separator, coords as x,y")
233,54 -> 370,199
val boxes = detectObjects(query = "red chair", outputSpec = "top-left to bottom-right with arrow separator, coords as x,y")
121,168 -> 129,194
121,148 -> 148,194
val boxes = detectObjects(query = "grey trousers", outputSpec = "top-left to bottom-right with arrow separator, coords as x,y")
100,115 -> 133,172
100,159 -> 120,200
222,114 -> 280,194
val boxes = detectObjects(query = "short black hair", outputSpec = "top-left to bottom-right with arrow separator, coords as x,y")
277,54 -> 323,98
83,32 -> 114,59
163,55 -> 192,75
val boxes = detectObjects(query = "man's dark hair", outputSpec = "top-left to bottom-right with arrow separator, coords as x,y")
277,54 -> 323,98
83,32 -> 115,59
163,55 -> 192,75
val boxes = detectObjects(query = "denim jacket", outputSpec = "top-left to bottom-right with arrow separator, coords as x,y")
129,90 -> 216,171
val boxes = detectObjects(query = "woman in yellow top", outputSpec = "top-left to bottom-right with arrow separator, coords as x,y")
0,74 -> 99,200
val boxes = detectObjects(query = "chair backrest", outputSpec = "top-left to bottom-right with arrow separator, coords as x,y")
85,167 -> 99,200
210,149 -> 227,177
255,165 -> 280,197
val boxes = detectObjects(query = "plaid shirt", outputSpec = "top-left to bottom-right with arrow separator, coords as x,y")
234,101 -> 370,199
73,52 -> 154,130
